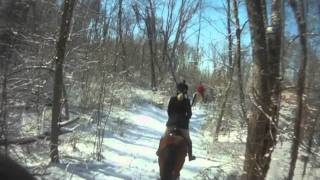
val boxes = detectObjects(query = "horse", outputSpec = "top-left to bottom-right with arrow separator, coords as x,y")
158,128 -> 188,180
191,92 -> 203,106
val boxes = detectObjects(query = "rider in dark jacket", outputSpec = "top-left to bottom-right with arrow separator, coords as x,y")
165,80 -> 196,161
166,96 -> 192,129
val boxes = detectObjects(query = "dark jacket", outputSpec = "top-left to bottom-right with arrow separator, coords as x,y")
166,96 -> 192,129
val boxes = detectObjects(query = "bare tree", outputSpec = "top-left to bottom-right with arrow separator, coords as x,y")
227,0 -> 233,75
114,0 -> 127,73
145,0 -> 157,89
159,0 -> 200,83
214,0 -> 234,140
132,0 -> 157,89
287,0 -> 309,179
242,0 -> 283,179
159,0 -> 176,81
215,0 -> 248,139
233,0 -> 247,123
50,0 -> 76,163
195,0 -> 203,66
0,59 -> 8,155
0,0 -> 32,155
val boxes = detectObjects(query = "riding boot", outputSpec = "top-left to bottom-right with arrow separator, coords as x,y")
187,140 -> 196,161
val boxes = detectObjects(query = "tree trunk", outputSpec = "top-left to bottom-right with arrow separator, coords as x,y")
267,0 -> 284,162
195,0 -> 202,67
280,0 -> 286,83
149,39 -> 157,89
113,0 -> 124,73
233,0 -> 247,123
117,0 -> 127,72
287,0 -> 308,179
146,0 -> 157,89
242,0 -> 283,179
214,0 -> 233,140
50,0 -> 76,163
260,0 -> 269,29
214,73 -> 233,140
227,0 -> 233,75
0,61 -> 8,155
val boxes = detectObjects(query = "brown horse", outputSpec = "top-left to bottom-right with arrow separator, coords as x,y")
158,128 -> 188,180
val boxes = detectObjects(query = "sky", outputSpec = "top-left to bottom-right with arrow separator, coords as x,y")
183,0 -> 251,72
100,0 -> 318,72
100,0 -> 251,72
188,0 -> 249,47
186,0 -> 320,72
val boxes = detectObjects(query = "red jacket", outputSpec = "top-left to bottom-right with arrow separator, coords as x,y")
196,84 -> 205,95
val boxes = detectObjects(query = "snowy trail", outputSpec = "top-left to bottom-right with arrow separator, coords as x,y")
100,103 -> 218,180
45,91 -> 320,180
48,93 -> 219,180
48,102 -> 218,180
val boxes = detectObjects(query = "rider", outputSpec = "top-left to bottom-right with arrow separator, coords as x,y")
165,80 -> 196,161
196,82 -> 205,102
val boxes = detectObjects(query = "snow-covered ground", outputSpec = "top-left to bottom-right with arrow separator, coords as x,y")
43,89 -> 226,180
23,88 -> 318,180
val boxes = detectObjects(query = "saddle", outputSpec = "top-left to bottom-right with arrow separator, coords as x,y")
165,128 -> 185,145
157,128 -> 187,157
167,127 -> 183,136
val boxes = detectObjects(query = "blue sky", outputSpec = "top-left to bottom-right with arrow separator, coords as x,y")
98,0 -> 318,72
187,0 -> 249,46
182,0 -> 251,72
183,0 -> 317,72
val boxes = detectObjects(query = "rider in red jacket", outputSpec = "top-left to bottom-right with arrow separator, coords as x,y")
196,82 -> 205,101
196,82 -> 204,97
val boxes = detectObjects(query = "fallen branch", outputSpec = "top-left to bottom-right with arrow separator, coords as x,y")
197,155 -> 219,162
0,135 -> 47,145
0,125 -> 79,146
61,124 -> 80,133
58,117 -> 80,127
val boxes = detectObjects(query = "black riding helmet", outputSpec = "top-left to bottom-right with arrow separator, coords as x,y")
176,80 -> 188,101
176,80 -> 188,94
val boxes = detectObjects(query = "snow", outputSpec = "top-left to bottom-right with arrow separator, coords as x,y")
43,89 -> 222,180
18,89 -> 319,179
